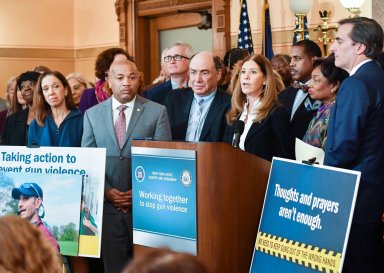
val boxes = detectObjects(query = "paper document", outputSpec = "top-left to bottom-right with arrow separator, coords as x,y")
295,138 -> 325,164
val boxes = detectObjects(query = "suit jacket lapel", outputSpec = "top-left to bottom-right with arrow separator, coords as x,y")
124,96 -> 145,147
245,117 -> 269,141
200,92 -> 222,140
178,91 -> 193,140
291,93 -> 308,122
283,87 -> 297,115
103,98 -> 119,147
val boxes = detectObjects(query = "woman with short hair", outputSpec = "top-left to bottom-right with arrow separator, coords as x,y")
303,56 -> 348,149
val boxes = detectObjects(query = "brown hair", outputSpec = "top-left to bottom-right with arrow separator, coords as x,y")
0,215 -> 62,273
338,17 -> 383,60
226,54 -> 280,125
123,249 -> 209,273
34,71 -> 76,126
95,48 -> 133,80
10,86 -> 24,114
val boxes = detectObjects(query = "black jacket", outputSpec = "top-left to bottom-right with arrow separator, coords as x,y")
166,88 -> 231,142
2,108 -> 29,146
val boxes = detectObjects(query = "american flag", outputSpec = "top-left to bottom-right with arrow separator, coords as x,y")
238,0 -> 254,54
262,1 -> 274,60
293,15 -> 310,44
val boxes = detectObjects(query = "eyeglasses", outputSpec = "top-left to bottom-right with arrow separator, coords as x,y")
20,183 -> 41,199
164,55 -> 190,62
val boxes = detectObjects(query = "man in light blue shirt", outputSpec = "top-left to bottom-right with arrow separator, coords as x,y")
144,41 -> 193,105
167,51 -> 231,142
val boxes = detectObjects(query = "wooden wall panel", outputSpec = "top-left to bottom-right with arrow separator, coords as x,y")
116,0 -> 231,85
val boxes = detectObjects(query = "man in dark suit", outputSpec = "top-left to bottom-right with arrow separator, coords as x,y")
144,41 -> 193,105
278,39 -> 322,140
82,59 -> 171,273
325,17 -> 384,273
167,51 -> 231,142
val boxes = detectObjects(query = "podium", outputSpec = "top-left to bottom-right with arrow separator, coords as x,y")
132,140 -> 271,273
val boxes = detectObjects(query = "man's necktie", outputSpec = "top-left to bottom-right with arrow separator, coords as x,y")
114,105 -> 128,148
292,81 -> 309,92
187,98 -> 204,141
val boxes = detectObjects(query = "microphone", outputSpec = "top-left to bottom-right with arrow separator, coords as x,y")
232,120 -> 245,148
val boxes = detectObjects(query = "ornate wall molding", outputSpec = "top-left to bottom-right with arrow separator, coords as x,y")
138,0 -> 211,16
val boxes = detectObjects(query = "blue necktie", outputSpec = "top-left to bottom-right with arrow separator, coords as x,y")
187,98 -> 204,141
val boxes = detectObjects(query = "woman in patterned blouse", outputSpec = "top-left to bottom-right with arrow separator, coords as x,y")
303,56 -> 348,149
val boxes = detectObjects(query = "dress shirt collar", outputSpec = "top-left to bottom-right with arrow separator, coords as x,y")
243,97 -> 261,117
171,79 -> 188,89
350,59 -> 372,76
112,96 -> 136,110
193,89 -> 217,102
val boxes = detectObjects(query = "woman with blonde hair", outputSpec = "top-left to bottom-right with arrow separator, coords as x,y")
226,54 -> 294,161
5,76 -> 17,110
0,215 -> 62,273
66,72 -> 92,106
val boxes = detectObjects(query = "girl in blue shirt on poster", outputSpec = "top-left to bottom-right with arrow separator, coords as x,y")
28,71 -> 83,147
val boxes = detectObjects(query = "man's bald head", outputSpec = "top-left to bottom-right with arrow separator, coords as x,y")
189,51 -> 222,96
108,60 -> 140,104
109,59 -> 138,77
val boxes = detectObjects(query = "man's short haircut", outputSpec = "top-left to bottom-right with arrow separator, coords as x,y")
293,39 -> 322,59
338,17 -> 384,60
109,59 -> 137,76
166,41 -> 194,59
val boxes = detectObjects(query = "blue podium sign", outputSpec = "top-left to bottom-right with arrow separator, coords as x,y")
250,158 -> 360,273
132,147 -> 197,254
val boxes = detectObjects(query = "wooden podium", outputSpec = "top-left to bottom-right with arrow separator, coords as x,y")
132,140 -> 271,273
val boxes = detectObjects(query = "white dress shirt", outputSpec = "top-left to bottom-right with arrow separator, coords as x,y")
291,80 -> 310,120
349,59 -> 372,76
238,98 -> 261,150
112,96 -> 136,132
185,91 -> 217,141
171,79 -> 188,89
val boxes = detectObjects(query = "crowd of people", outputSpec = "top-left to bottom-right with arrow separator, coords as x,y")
0,16 -> 383,273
